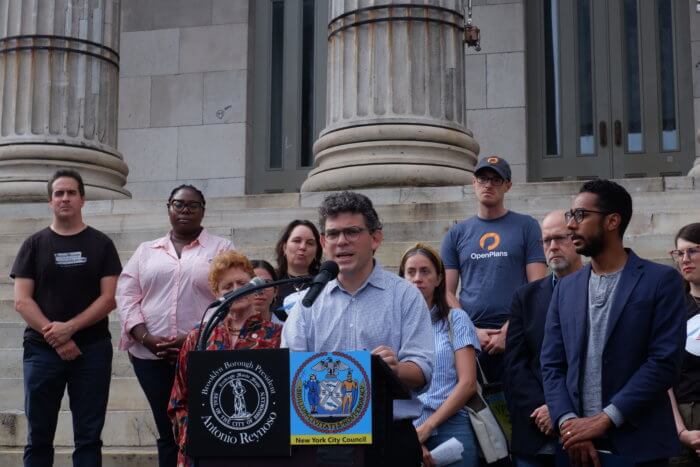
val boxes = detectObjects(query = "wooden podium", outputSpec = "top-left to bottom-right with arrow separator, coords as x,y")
187,350 -> 409,466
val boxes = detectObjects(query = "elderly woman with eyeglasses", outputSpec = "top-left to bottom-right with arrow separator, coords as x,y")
116,184 -> 233,467
667,223 -> 700,466
168,250 -> 282,467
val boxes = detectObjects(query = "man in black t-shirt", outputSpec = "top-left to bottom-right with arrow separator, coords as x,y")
10,169 -> 121,467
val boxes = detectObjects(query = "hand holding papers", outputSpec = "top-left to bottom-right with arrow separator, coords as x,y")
429,437 -> 464,466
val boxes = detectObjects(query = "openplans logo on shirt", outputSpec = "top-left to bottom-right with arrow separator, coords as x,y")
471,233 -> 509,260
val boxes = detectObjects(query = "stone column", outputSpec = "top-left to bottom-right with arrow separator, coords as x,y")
0,0 -> 129,202
301,0 -> 479,192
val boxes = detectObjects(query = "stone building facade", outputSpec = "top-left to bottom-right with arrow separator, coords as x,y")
118,0 -> 251,198
1,0 -> 699,199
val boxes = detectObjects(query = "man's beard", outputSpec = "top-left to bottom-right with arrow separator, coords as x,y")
574,231 -> 605,258
549,258 -> 571,273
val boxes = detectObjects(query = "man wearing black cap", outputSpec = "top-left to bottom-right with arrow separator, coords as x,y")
441,156 -> 547,382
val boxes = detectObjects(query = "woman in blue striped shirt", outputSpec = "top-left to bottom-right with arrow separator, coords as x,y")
400,243 -> 481,467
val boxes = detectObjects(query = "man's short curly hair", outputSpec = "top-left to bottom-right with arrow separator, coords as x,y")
318,191 -> 382,233
208,250 -> 254,295
579,179 -> 633,238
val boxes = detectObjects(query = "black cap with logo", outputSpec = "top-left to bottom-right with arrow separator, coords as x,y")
474,156 -> 511,181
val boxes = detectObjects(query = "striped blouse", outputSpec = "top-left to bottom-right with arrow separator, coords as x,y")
415,307 -> 480,427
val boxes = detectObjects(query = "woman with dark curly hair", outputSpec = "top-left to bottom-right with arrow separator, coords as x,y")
274,219 -> 322,314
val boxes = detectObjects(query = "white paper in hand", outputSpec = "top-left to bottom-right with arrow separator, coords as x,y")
429,437 -> 464,466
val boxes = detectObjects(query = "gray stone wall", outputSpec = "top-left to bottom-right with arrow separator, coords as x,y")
118,0 -> 250,198
464,0 -> 526,182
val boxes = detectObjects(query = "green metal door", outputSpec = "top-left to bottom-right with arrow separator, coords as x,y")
527,0 -> 694,181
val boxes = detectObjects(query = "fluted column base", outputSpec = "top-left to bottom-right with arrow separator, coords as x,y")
301,124 -> 479,192
0,144 -> 130,202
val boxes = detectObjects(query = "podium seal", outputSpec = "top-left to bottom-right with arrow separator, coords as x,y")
210,368 -> 270,431
188,349 -> 290,457
290,351 -> 372,444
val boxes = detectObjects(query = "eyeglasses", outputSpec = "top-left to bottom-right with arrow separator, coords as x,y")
475,175 -> 505,186
323,227 -> 368,243
669,247 -> 700,263
564,208 -> 609,224
168,200 -> 204,212
540,234 -> 573,247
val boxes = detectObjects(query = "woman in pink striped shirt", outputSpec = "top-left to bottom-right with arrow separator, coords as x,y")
116,185 -> 233,467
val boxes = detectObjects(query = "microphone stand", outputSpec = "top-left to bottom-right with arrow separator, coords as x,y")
195,276 -> 312,351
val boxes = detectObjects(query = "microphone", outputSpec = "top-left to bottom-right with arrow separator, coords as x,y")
208,276 -> 266,308
301,261 -> 339,307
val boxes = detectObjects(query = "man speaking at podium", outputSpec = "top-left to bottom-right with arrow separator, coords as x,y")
282,191 -> 435,466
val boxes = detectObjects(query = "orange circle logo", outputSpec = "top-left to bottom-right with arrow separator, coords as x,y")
487,157 -> 500,164
479,232 -> 501,251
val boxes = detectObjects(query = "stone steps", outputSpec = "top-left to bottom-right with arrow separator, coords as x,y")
0,300 -> 126,322
0,176 -> 693,219
0,177 -> 695,233
0,206 -> 696,258
0,322 -> 123,348
0,192 -> 303,219
0,286 -> 14,300
0,348 -> 134,379
0,377 -> 148,411
0,410 -> 157,447
0,447 -> 157,466
0,193 -> 696,241
0,177 -> 694,458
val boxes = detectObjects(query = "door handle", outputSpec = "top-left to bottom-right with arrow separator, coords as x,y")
599,121 -> 607,148
614,120 -> 622,146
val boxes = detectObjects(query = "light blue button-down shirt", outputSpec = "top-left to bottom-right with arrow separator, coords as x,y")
282,262 -> 435,420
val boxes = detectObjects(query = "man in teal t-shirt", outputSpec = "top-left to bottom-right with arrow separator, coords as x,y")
441,156 -> 547,382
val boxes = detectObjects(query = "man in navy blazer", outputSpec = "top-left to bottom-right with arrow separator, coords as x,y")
541,180 -> 686,466
505,210 -> 582,467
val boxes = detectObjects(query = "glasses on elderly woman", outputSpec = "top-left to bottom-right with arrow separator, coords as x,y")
669,247 -> 700,263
